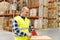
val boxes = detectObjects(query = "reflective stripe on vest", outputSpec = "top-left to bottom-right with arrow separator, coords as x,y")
19,28 -> 29,30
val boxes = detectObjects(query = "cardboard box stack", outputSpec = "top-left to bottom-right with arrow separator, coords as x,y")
34,0 -> 39,5
43,19 -> 48,29
30,8 -> 39,29
43,0 -> 48,29
48,1 -> 58,28
28,0 -> 39,5
0,1 -> 10,14
3,17 -> 9,31
30,8 -> 37,16
0,17 -> 4,30
43,8 -> 48,17
9,18 -> 13,32
57,2 -> 60,28
34,19 -> 39,28
48,20 -> 58,28
48,10 -> 56,18
3,17 -> 13,32
0,1 -> 10,30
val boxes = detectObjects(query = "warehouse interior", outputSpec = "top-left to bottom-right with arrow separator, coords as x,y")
0,0 -> 60,40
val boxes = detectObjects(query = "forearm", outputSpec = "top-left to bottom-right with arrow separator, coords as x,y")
29,25 -> 32,33
12,20 -> 26,36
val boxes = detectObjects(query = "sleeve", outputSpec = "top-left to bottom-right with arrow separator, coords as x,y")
29,20 -> 33,33
12,20 -> 26,36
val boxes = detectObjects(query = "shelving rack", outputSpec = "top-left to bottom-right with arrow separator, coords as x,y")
0,0 -> 40,32
0,0 -> 60,32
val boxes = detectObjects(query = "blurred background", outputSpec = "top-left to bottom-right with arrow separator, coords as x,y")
0,0 -> 60,40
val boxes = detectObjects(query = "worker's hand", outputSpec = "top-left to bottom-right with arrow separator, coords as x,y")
27,33 -> 32,38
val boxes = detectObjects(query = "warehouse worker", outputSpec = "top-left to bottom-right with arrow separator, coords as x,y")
12,7 -> 32,40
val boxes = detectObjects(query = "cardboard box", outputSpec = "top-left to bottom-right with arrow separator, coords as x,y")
34,0 -> 39,4
28,0 -> 39,5
34,19 -> 39,28
30,36 -> 52,40
0,1 -> 10,14
48,2 -> 56,8
48,10 -> 56,18
30,8 -> 37,16
44,0 -> 48,5
43,7 -> 48,17
3,17 -> 13,32
0,17 -> 5,30
48,20 -> 58,28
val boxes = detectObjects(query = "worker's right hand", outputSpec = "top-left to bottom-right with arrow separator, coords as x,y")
27,33 -> 32,38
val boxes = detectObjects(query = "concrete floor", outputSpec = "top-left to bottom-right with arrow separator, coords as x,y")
36,28 -> 60,40
0,28 -> 60,40
0,30 -> 14,40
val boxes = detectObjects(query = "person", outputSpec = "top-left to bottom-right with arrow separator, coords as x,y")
12,7 -> 32,40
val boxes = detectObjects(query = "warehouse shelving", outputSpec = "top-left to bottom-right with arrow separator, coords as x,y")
0,13 -> 55,19
0,14 -> 39,19
48,8 -> 56,10
0,14 -> 18,17
43,17 -> 56,20
0,0 -> 59,31
48,1 -> 55,3
28,4 -> 39,8
47,0 -> 59,28
0,0 -> 40,32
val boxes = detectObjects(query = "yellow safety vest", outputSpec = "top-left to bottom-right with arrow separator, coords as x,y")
14,16 -> 30,40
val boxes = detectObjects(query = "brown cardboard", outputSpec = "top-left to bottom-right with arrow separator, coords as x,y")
43,19 -> 48,29
43,7 -> 48,17
48,20 -> 58,28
